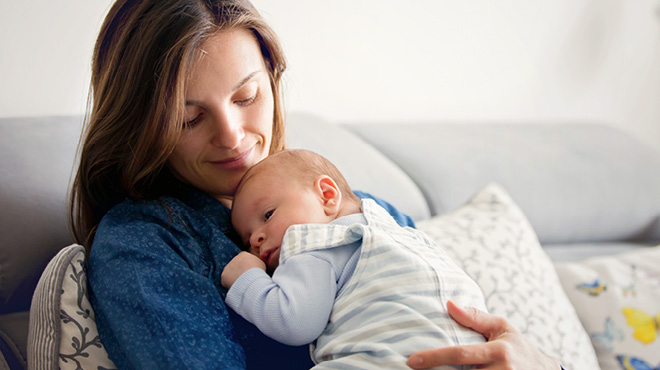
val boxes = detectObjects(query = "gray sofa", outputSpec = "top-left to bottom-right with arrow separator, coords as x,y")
1,113 -> 659,369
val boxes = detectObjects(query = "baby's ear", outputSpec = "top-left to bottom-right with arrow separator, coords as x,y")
315,175 -> 341,216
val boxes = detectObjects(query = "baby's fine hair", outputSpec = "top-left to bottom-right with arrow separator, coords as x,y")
236,149 -> 360,204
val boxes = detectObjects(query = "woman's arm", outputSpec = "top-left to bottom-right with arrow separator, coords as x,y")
407,301 -> 562,369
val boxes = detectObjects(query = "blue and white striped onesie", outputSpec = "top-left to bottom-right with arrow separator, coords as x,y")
226,199 -> 487,370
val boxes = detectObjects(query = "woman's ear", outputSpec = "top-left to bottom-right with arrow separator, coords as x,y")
315,175 -> 341,216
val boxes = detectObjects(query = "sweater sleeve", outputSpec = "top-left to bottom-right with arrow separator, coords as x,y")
88,200 -> 246,370
225,253 -> 338,346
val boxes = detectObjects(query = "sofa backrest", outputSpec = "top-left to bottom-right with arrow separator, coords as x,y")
345,122 -> 660,245
286,113 -> 431,222
2,113 -> 659,316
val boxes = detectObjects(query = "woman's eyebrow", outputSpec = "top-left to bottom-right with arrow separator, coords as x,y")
232,70 -> 261,92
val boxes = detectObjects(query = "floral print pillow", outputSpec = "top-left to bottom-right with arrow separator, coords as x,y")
555,246 -> 660,370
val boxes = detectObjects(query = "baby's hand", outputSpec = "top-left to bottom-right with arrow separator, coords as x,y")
221,251 -> 266,289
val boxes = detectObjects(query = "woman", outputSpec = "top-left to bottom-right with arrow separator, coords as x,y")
70,0 -> 561,369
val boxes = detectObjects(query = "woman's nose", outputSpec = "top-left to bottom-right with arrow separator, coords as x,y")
210,110 -> 245,149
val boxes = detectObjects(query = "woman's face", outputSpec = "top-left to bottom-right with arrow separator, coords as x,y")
168,28 -> 274,206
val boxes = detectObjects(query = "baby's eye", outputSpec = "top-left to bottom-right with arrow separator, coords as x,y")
264,209 -> 274,221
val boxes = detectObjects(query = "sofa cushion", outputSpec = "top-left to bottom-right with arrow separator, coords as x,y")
347,123 -> 660,245
286,112 -> 431,222
555,246 -> 660,370
28,244 -> 115,369
417,183 -> 600,369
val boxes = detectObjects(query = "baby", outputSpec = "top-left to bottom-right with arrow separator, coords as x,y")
221,149 -> 487,369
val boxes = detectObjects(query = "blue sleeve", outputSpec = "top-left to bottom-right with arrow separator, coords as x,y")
88,201 -> 246,370
354,190 -> 416,228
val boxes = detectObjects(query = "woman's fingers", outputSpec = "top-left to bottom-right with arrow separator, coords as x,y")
407,342 -> 494,369
445,300 -> 513,339
407,334 -> 525,369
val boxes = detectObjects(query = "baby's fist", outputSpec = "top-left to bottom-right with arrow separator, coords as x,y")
221,251 -> 266,289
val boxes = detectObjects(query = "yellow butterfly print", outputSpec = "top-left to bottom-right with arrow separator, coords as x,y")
622,308 -> 660,345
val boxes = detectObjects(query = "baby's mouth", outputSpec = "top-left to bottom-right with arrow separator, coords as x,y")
261,247 -> 276,264
266,247 -> 280,267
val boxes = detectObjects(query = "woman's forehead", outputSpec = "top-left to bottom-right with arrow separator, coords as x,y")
186,29 -> 266,96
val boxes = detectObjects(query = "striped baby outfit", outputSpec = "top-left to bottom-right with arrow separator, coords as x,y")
280,199 -> 487,370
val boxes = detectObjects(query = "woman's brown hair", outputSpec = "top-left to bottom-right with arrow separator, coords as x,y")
70,0 -> 287,250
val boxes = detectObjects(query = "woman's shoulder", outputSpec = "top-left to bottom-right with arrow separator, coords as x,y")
103,195 -> 177,219
104,194 -> 187,217
99,195 -> 192,235
353,190 -> 416,228
93,191 -> 234,256
102,191 -> 231,232
90,191 -> 239,279
95,196 -> 192,249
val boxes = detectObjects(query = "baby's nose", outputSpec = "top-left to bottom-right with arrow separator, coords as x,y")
250,233 -> 265,247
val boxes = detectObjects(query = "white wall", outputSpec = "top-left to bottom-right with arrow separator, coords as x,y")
0,1 -> 113,118
2,1 -> 659,147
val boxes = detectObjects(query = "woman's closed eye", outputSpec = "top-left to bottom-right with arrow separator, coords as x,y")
235,91 -> 258,106
183,113 -> 202,128
183,92 -> 256,127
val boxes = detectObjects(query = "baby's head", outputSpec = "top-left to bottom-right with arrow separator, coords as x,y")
231,149 -> 360,272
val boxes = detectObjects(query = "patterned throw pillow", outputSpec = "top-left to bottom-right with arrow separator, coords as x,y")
554,246 -> 660,370
417,183 -> 600,370
28,244 -> 116,370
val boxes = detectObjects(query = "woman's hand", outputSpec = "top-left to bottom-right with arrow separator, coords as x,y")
407,301 -> 561,370
221,251 -> 266,289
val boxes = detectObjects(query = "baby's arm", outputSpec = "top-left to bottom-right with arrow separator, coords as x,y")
224,253 -> 337,346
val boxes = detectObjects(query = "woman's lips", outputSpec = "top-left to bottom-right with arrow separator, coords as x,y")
210,146 -> 254,171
